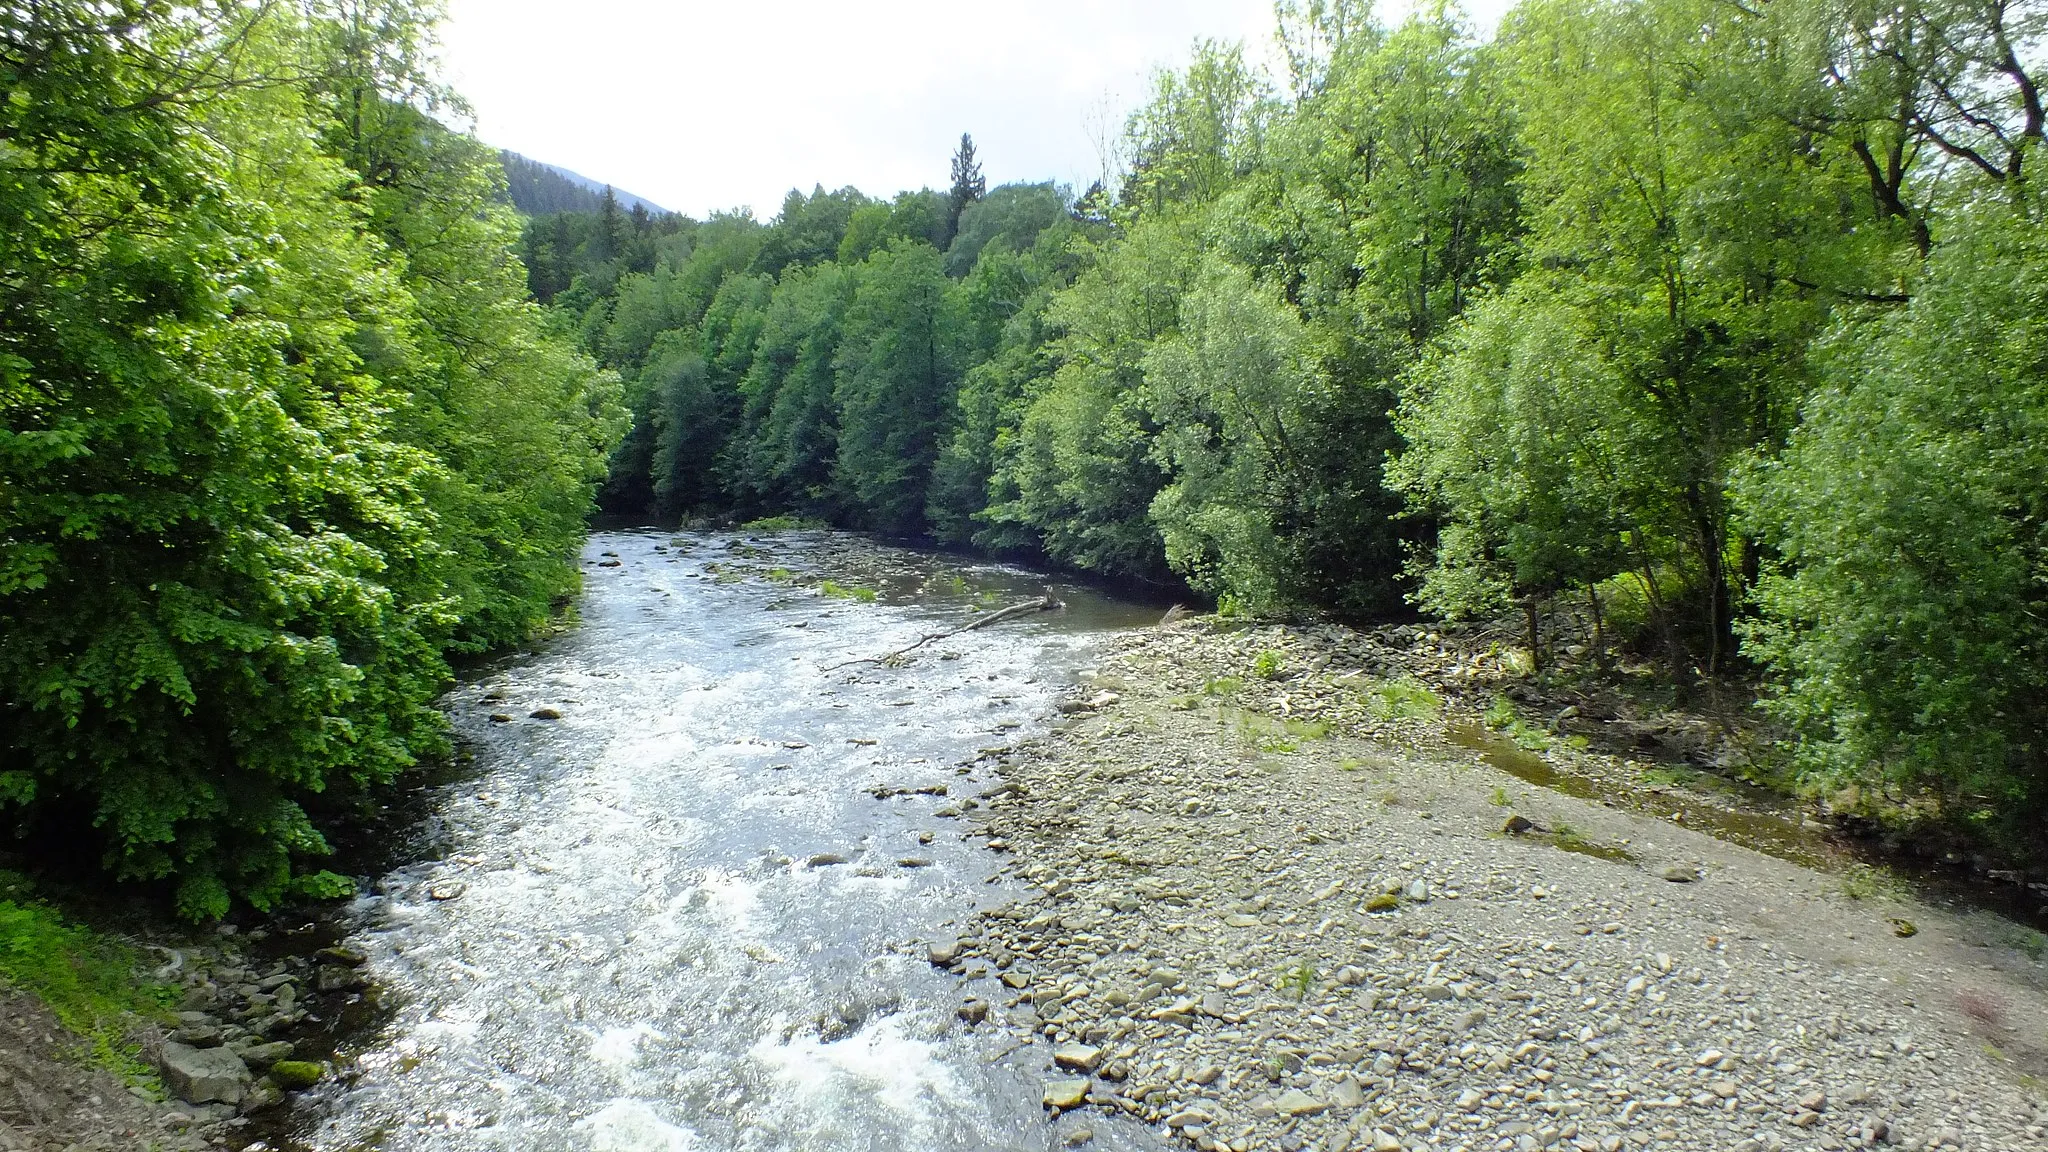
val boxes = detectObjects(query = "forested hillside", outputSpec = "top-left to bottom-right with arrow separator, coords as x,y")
0,2 -> 624,916
499,150 -> 668,216
550,0 -> 2047,851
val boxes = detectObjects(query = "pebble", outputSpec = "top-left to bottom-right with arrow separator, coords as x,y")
1043,1079 -> 1090,1110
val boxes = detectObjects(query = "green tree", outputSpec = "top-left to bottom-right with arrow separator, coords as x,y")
1739,202 -> 2048,836
946,132 -> 987,245
731,263 -> 858,512
1396,0 -> 1907,662
833,243 -> 963,533
1143,263 -> 1329,613
944,182 -> 1067,276
1,1 -> 619,916
987,217 -> 1196,577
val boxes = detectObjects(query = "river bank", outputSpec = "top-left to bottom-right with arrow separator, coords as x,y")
0,897 -> 379,1152
9,537 -> 2048,1152
943,617 -> 2048,1152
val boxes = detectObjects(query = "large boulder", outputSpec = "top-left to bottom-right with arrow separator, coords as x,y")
160,1041 -> 251,1105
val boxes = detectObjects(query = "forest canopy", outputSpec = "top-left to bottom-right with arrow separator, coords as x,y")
545,0 -> 2048,851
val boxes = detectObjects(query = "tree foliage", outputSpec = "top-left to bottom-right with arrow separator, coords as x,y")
0,1 -> 620,916
512,0 -> 2046,846
1738,202 -> 2048,832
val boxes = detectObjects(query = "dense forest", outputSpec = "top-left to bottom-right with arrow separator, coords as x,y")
549,1 -> 2047,851
0,1 -> 623,916
4,0 -> 2044,917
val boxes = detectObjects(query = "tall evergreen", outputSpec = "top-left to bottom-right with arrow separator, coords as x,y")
946,132 -> 987,245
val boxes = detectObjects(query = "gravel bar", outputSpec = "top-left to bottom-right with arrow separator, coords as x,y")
935,621 -> 2048,1152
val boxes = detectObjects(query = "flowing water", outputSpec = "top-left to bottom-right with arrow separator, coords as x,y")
282,529 -> 1169,1152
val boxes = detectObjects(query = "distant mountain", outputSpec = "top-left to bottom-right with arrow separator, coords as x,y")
499,151 -> 671,217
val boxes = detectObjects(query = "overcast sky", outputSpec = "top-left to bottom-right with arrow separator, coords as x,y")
440,0 -> 1510,220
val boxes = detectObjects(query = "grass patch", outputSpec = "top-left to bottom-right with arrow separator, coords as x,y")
1204,676 -> 1243,697
1835,863 -> 1905,902
2002,928 -> 2048,961
1551,823 -> 1637,862
1482,693 -> 1551,750
1484,695 -> 1517,729
740,515 -> 823,531
1252,650 -> 1286,680
1281,961 -> 1317,1000
0,874 -> 171,1079
1231,710 -> 1328,753
1365,678 -> 1442,721
1642,765 -> 1702,788
1489,786 -> 1511,807
819,579 -> 879,603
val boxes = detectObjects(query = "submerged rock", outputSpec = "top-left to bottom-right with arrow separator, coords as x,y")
268,1060 -> 325,1090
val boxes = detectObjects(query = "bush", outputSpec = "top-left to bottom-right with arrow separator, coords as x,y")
1739,203 -> 2048,841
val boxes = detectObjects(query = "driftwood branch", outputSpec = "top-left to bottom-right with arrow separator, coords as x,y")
823,596 -> 1062,671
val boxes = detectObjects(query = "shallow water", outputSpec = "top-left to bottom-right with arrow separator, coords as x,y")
283,529 -> 1166,1152
1446,721 -> 2048,930
1444,721 -> 1839,870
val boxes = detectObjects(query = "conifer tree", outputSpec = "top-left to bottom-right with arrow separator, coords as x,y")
946,132 -> 986,245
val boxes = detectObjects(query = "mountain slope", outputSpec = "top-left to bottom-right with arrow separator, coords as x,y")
500,151 -> 670,216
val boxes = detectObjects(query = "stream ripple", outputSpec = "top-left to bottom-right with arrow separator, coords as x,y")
289,529 -> 1167,1152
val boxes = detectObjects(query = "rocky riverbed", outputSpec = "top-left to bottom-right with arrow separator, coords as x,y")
0,926 -> 363,1152
11,554 -> 2048,1152
935,619 -> 2048,1152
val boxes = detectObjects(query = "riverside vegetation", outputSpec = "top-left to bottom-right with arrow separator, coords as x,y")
3,0 -> 2042,932
0,1 -> 622,920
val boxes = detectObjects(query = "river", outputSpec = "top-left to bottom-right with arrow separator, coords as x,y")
280,529 -> 1170,1152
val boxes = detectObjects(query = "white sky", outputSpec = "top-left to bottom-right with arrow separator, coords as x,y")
440,0 -> 1512,220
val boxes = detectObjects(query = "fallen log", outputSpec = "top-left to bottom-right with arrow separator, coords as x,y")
823,596 -> 1061,671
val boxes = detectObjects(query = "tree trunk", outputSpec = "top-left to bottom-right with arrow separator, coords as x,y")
1587,585 -> 1608,671
1522,596 -> 1544,673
